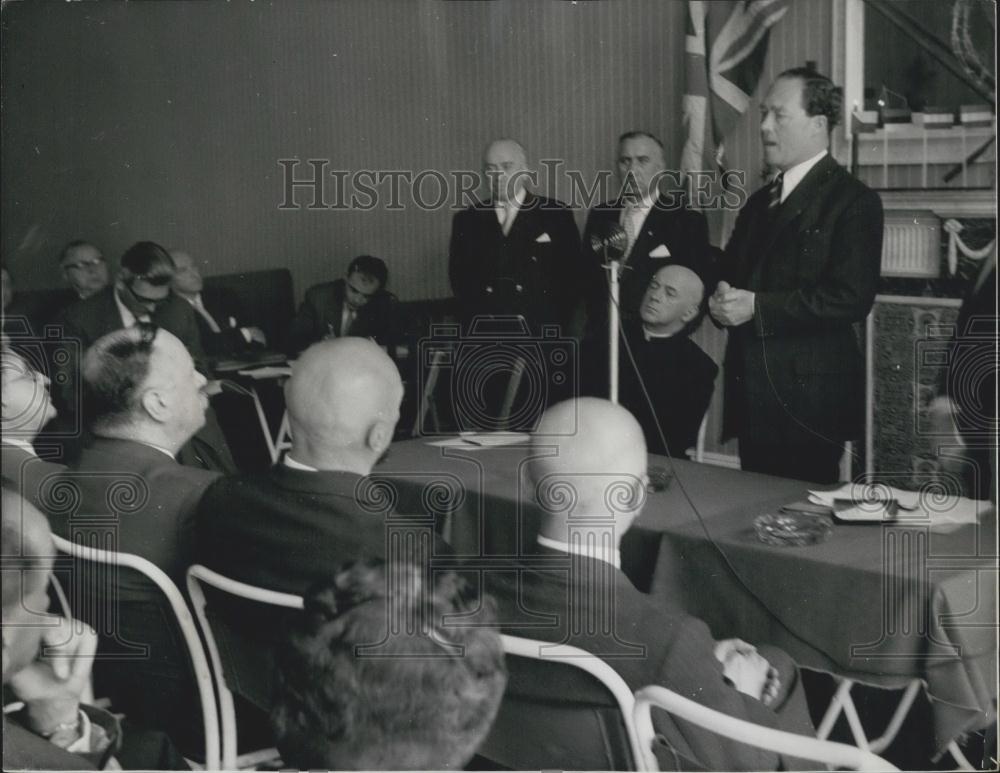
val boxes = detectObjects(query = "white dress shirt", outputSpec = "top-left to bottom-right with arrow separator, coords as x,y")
536,533 -> 621,569
779,149 -> 827,203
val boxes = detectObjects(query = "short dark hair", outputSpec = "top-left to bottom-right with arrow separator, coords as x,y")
81,323 -> 159,432
346,255 -> 388,290
617,130 -> 665,150
120,241 -> 175,287
272,559 -> 507,770
777,67 -> 842,130
59,240 -> 100,265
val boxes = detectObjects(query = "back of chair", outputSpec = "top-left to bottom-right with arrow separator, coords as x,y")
186,564 -> 303,771
633,685 -> 899,772
50,534 -> 220,770
475,634 -> 648,771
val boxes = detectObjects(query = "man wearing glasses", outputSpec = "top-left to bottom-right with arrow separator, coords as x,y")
286,254 -> 397,355
59,241 -> 110,301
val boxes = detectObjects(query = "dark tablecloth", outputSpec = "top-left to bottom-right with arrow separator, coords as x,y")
376,439 -> 997,753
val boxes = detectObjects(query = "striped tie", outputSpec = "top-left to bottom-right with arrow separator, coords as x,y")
768,173 -> 784,211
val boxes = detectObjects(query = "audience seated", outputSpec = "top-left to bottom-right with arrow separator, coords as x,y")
196,337 -> 441,711
286,254 -> 397,354
484,397 -> 815,771
1,347 -> 65,510
617,263 -> 718,457
1,486 -> 188,771
169,248 -> 267,359
272,559 -> 506,770
52,241 -> 235,472
44,325 -> 220,754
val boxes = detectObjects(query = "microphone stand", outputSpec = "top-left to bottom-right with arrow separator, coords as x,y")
605,251 -> 621,405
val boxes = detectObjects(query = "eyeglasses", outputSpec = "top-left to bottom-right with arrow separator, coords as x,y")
62,258 -> 106,272
346,281 -> 377,299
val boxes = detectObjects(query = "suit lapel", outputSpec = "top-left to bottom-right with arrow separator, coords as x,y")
761,155 -> 839,256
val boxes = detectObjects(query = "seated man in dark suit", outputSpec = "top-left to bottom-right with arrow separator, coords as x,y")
484,398 -> 815,771
45,325 -> 220,754
197,337 -> 437,713
51,241 -> 235,472
272,559 -> 506,770
620,263 -> 717,457
2,487 -> 188,771
285,255 -> 397,354
1,346 -> 65,510
169,248 -> 267,358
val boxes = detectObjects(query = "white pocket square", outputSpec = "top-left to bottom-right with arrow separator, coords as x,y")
649,244 -> 671,258
535,232 -> 552,243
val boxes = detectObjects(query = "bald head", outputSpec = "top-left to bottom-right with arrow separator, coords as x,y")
285,338 -> 403,473
640,264 -> 705,337
530,399 -> 648,534
483,138 -> 531,204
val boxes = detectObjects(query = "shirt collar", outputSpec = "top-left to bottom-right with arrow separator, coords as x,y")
642,325 -> 677,341
780,149 -> 827,203
134,440 -> 176,460
284,453 -> 318,472
113,286 -> 138,328
495,186 -> 527,211
536,533 -> 621,569
3,438 -> 38,456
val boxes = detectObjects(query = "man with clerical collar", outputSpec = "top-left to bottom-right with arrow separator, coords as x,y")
584,263 -> 717,458
0,347 -> 65,509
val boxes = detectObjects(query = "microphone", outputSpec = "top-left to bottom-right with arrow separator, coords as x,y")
589,222 -> 627,260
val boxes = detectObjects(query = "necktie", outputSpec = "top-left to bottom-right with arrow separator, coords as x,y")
193,296 -> 221,333
622,204 -> 644,259
499,204 -> 515,236
768,173 -> 784,210
343,308 -> 356,336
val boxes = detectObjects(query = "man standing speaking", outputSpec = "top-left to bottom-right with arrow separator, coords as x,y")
710,68 -> 883,483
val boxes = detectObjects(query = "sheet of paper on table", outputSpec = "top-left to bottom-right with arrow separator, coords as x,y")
236,366 -> 293,379
808,483 -> 985,530
426,433 -> 531,449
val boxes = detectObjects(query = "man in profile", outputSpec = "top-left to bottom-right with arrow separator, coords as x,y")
169,248 -> 267,358
44,325 -> 220,755
484,398 -> 814,771
286,255 -> 396,354
583,131 -> 710,332
1,347 -> 65,510
2,486 -> 187,770
710,68 -> 882,483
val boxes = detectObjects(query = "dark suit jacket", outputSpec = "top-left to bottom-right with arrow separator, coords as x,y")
1,443 -> 66,513
485,545 -> 813,771
584,325 -> 718,457
188,287 -> 256,358
195,464 -> 447,709
449,193 -> 582,331
50,285 -> 207,413
285,278 -> 397,354
47,437 -> 220,584
720,154 -> 883,445
583,194 -> 710,331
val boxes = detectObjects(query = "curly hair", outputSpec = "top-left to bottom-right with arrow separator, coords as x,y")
272,559 -> 507,770
777,67 -> 843,130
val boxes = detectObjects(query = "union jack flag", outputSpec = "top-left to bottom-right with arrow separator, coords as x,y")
680,0 -> 789,179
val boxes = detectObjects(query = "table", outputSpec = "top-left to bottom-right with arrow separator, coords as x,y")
375,438 -> 997,757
